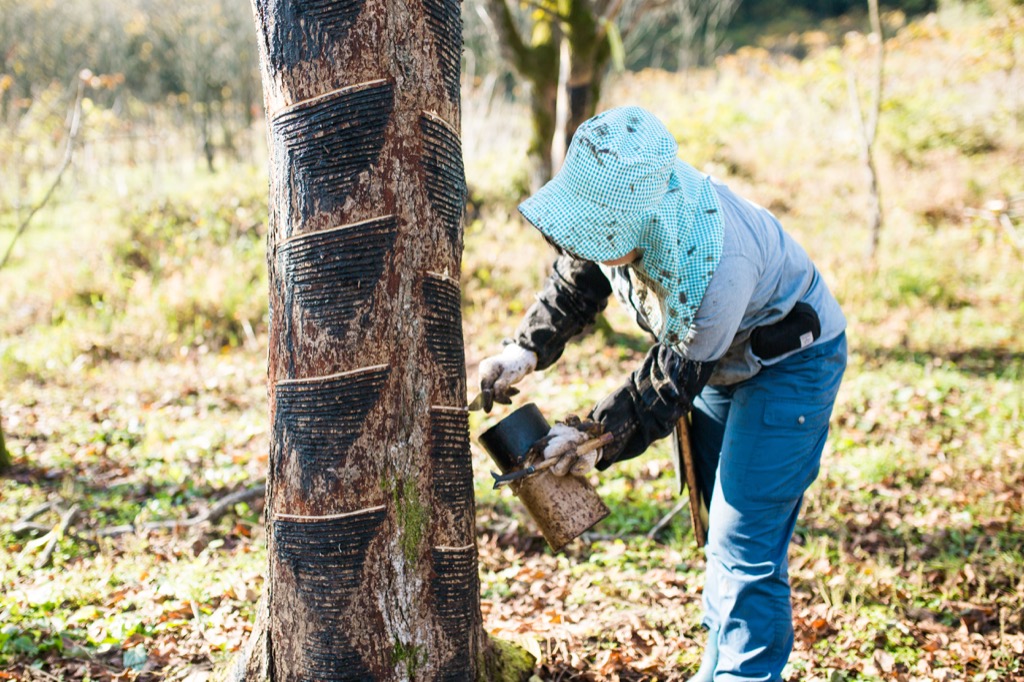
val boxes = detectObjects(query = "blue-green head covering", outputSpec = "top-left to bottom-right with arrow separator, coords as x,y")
518,106 -> 724,347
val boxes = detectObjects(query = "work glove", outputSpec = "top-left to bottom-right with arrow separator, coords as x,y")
476,343 -> 538,412
541,419 -> 605,477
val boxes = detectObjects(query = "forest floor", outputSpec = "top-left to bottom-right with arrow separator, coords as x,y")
2,6 -> 1024,681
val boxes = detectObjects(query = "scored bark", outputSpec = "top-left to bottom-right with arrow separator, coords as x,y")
249,0 -> 480,679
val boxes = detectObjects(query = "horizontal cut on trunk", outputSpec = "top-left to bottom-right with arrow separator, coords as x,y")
273,365 -> 391,490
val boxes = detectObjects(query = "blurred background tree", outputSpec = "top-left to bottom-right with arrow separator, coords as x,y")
0,0 -> 938,197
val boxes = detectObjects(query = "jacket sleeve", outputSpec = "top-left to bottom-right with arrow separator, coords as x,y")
590,344 -> 717,469
513,255 -> 613,371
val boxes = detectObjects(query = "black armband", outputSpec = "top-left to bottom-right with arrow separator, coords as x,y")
591,345 -> 717,469
514,255 -> 613,370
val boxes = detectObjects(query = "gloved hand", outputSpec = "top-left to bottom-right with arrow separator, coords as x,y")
476,343 -> 538,412
541,423 -> 603,477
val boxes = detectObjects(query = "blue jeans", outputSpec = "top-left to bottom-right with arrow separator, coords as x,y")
689,333 -> 847,681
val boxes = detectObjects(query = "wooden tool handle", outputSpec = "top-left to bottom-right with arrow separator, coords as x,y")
577,432 -> 614,455
676,416 -> 707,548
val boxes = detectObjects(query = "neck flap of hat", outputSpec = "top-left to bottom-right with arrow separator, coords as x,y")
631,159 -> 724,348
518,107 -> 724,346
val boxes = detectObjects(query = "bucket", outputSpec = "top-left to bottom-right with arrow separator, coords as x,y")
479,403 -> 610,551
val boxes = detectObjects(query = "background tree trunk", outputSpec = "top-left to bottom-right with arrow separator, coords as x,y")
0,416 -> 10,473
242,0 -> 486,679
846,0 -> 885,263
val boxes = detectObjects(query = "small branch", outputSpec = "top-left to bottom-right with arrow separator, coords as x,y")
10,521 -> 99,550
0,75 -> 87,271
11,484 -> 265,550
865,0 -> 885,143
34,504 -> 80,569
522,0 -> 567,21
998,213 -> 1024,252
619,0 -> 671,42
482,0 -> 533,74
646,496 -> 689,540
844,46 -> 884,262
97,482 -> 266,537
594,0 -> 628,44
17,500 -> 58,526
965,204 -> 1024,253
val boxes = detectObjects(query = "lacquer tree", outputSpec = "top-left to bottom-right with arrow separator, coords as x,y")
237,0 -> 498,678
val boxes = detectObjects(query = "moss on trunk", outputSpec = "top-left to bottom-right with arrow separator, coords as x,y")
477,636 -> 537,682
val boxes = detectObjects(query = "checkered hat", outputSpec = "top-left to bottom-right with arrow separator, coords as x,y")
519,106 -> 724,346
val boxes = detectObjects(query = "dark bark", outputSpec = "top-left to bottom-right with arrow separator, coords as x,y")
559,0 -> 613,169
242,0 -> 486,678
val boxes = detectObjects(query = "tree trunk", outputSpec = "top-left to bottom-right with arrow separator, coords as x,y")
242,1 -> 489,679
0,416 -> 10,473
480,0 -> 561,191
845,0 -> 885,263
526,76 -> 559,191
556,0 -> 612,173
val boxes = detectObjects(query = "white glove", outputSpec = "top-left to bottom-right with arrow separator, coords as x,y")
476,343 -> 538,412
542,423 -> 601,477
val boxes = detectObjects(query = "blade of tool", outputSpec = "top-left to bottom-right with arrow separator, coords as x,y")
467,390 -> 488,411
467,387 -> 520,412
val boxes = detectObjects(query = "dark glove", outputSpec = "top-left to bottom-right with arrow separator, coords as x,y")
590,344 -> 717,469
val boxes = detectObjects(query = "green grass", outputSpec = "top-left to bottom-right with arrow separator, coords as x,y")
2,5 -> 1024,680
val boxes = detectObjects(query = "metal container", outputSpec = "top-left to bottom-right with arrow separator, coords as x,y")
478,403 -> 610,551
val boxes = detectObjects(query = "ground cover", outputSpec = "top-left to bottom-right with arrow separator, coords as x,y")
1,7 -> 1022,681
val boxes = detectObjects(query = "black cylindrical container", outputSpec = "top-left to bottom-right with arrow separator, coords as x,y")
478,403 -> 549,474
478,402 -> 610,552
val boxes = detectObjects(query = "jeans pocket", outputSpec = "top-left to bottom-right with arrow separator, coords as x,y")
762,398 -> 834,431
734,399 -> 835,504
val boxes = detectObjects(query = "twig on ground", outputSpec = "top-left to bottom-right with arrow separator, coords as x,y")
96,481 -> 266,537
34,504 -> 80,569
646,496 -> 690,541
10,483 -> 265,548
964,202 -> 1024,253
15,499 -> 58,526
998,213 -> 1023,252
11,521 -> 100,550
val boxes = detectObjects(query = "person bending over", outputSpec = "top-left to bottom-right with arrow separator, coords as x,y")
477,106 -> 847,682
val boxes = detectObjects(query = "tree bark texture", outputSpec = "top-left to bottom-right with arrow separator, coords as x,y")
248,1 -> 481,679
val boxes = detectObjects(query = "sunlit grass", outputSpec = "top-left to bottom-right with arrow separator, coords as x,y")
2,5 -> 1024,678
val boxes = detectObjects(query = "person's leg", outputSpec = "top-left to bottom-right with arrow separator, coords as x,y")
691,385 -> 732,509
701,333 -> 846,681
687,385 -> 734,681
